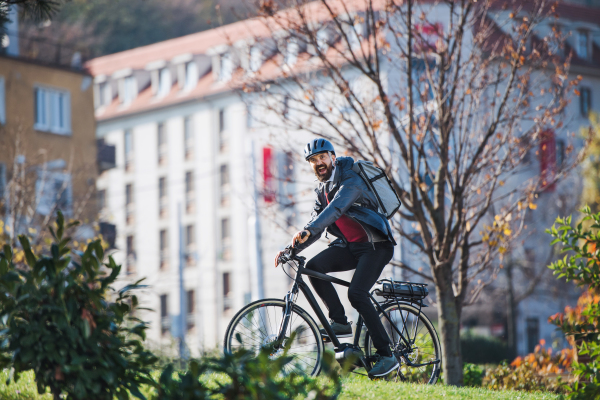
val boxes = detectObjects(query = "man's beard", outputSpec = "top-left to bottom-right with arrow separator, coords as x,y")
314,163 -> 334,182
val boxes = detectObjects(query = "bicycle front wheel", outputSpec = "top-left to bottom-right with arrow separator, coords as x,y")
364,302 -> 441,384
223,298 -> 324,376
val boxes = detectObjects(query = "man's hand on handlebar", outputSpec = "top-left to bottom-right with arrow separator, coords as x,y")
274,230 -> 310,267
291,230 -> 310,247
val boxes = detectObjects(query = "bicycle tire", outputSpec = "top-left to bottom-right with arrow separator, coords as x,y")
363,302 -> 441,384
223,298 -> 324,377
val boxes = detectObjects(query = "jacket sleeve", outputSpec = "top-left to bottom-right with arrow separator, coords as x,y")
304,176 -> 362,238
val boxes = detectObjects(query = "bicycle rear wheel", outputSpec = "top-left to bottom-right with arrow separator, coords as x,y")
364,302 -> 441,384
223,298 -> 324,376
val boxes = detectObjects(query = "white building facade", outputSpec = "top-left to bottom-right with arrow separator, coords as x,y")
88,1 -> 600,356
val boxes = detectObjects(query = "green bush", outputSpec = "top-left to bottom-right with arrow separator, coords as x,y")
151,334 -> 342,400
547,208 -> 600,399
461,333 -> 508,365
0,212 -> 157,400
463,363 -> 485,387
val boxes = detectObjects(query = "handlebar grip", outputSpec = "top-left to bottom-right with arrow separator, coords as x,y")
300,231 -> 307,239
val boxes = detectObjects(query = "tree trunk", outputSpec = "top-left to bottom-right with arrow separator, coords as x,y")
506,262 -> 517,360
435,267 -> 463,386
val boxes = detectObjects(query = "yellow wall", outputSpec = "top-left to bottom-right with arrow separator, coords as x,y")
0,55 -> 97,221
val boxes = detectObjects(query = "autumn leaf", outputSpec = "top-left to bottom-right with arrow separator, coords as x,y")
529,202 -> 537,210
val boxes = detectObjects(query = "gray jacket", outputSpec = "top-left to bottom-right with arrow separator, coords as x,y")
297,157 -> 397,251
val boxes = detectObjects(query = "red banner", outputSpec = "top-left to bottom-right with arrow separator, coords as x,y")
263,147 -> 275,202
539,129 -> 556,192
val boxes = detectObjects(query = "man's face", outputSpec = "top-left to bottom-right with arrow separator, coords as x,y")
308,152 -> 336,182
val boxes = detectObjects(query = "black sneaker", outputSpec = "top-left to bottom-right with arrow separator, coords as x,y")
320,320 -> 352,339
369,355 -> 399,377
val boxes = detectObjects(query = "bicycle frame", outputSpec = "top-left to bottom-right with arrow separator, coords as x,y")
277,255 -> 434,368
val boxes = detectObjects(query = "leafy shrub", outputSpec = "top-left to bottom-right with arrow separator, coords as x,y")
463,363 -> 485,387
482,340 -> 571,393
547,209 -> 600,399
0,212 -> 157,400
151,335 -> 341,400
461,333 -> 508,364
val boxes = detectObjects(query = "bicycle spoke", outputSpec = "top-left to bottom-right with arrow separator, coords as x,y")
225,301 -> 322,377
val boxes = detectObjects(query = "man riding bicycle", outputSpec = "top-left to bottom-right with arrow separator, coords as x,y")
275,138 -> 399,377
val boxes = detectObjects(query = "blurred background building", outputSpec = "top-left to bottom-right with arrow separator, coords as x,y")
1,0 -> 599,358
0,14 -> 99,244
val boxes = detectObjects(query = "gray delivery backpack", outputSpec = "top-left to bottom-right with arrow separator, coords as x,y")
352,160 -> 401,219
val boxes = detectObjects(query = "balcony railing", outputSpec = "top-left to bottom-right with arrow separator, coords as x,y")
186,193 -> 195,214
187,313 -> 195,331
160,251 -> 168,270
126,254 -> 136,275
159,197 -> 168,218
223,296 -> 232,312
158,144 -> 167,166
126,203 -> 135,225
161,316 -> 170,336
185,247 -> 196,267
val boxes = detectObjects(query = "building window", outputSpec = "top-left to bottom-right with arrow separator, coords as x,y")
159,177 -> 167,218
187,290 -> 195,331
97,81 -> 111,108
220,218 -> 231,261
160,294 -> 169,335
185,62 -> 198,91
223,272 -> 231,311
577,30 -> 589,60
185,171 -> 195,214
124,129 -> 133,172
157,122 -> 167,165
158,68 -> 171,97
346,21 -> 363,49
185,224 -> 196,267
0,76 -> 5,124
581,87 -> 591,117
220,164 -> 230,207
218,108 -> 228,152
316,29 -> 329,54
34,87 -> 71,134
35,172 -> 72,216
184,116 -> 193,160
97,189 -> 106,211
526,317 -> 539,354
159,229 -> 168,270
285,39 -> 299,66
219,52 -> 233,82
249,46 -> 262,72
126,235 -> 136,275
119,76 -> 137,105
125,184 -> 134,225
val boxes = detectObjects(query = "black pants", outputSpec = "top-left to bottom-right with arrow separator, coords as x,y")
306,241 -> 395,356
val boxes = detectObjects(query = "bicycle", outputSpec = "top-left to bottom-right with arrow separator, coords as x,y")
223,246 -> 441,383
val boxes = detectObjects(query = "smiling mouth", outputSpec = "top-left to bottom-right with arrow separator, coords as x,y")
318,167 -> 327,174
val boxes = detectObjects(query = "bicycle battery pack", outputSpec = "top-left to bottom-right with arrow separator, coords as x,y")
374,282 -> 428,299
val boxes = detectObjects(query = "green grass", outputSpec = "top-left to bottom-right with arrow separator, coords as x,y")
0,369 -> 52,400
1,369 -> 560,400
339,374 -> 559,399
